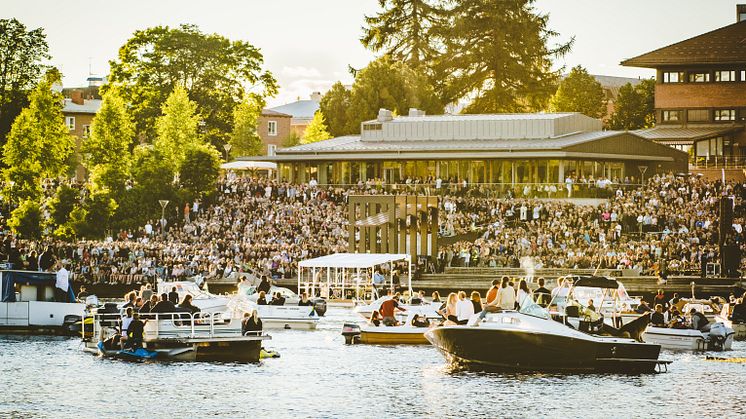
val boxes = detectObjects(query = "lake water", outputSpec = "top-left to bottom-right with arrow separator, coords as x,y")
2,308 -> 746,419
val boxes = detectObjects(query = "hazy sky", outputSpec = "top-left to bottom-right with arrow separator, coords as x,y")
2,0 -> 743,106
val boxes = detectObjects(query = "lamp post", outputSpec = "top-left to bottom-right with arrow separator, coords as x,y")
223,143 -> 232,161
637,165 -> 648,186
158,199 -> 169,236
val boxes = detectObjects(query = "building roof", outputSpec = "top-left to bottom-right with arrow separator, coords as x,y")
261,108 -> 292,118
635,125 -> 743,143
62,98 -> 101,114
621,20 -> 746,68
268,99 -> 319,121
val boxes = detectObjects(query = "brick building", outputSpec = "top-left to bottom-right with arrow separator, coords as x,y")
266,92 -> 321,139
257,109 -> 292,153
622,6 -> 746,166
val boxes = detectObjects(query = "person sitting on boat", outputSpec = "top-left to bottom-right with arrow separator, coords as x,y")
270,292 -> 286,306
635,299 -> 652,314
669,293 -> 681,307
77,285 -> 89,302
650,304 -> 666,327
496,277 -> 516,311
586,299 -> 596,313
241,310 -> 262,335
125,312 -> 147,350
178,294 -> 200,314
668,307 -> 688,329
485,279 -> 501,306
298,292 -> 313,306
470,291 -> 483,314
120,307 -> 134,350
122,292 -> 136,309
369,310 -> 382,327
139,294 -> 158,314
534,277 -> 551,308
516,280 -> 532,309
729,292 -> 746,323
257,291 -> 268,305
150,293 -> 177,315
431,291 -> 441,303
689,308 -> 711,332
456,291 -> 475,325
411,314 -> 429,328
380,292 -> 406,326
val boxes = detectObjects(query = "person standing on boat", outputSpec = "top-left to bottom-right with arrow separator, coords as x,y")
456,291 -> 475,325
380,292 -> 406,326
534,278 -> 551,307
168,287 -> 179,305
54,260 -> 70,303
120,307 -> 134,350
126,312 -> 146,350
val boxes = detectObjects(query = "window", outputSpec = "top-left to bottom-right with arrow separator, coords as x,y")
687,109 -> 709,122
267,120 -> 277,136
662,110 -> 681,122
742,70 -> 746,81
82,125 -> 91,137
363,123 -> 382,131
688,72 -> 710,83
715,70 -> 736,82
65,116 -> 75,131
662,72 -> 684,83
714,109 -> 736,121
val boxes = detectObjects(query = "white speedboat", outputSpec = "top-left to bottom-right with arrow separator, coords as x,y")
237,283 -> 327,316
0,270 -> 84,335
354,296 -> 442,320
643,323 -> 734,351
160,280 -> 320,330
426,276 -> 669,373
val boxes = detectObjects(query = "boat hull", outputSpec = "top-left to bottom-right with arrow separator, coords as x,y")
359,329 -> 429,345
85,338 -> 264,362
261,318 -> 318,330
642,327 -> 734,351
426,326 -> 662,373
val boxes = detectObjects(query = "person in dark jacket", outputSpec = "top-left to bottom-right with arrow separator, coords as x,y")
298,292 -> 313,306
241,310 -> 262,335
168,287 -> 180,305
178,294 -> 201,314
730,292 -> 746,323
38,246 -> 55,271
269,292 -> 286,306
257,277 -> 271,294
257,291 -> 268,305
150,293 -> 177,314
650,304 -> 666,327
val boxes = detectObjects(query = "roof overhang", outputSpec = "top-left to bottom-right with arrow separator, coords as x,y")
251,150 -> 675,162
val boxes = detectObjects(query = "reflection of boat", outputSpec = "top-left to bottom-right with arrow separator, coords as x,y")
353,296 -> 441,320
161,281 -> 319,330
83,309 -> 270,362
643,323 -> 734,351
426,276 -> 668,373
0,270 -> 85,335
342,311 -> 434,345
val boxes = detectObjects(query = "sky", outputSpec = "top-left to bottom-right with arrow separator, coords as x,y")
2,0 -> 744,107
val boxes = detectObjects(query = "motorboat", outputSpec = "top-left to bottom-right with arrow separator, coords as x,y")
567,277 -> 642,326
642,324 -> 734,351
237,282 -> 327,316
82,305 -> 270,362
0,270 -> 84,335
715,303 -> 746,341
426,276 -> 669,373
353,296 -> 442,320
342,310 -> 435,345
160,280 -> 320,330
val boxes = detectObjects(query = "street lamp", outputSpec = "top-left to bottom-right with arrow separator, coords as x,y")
223,143 -> 232,161
158,199 -> 169,236
637,165 -> 648,186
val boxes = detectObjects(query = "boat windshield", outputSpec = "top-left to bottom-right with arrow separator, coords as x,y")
518,294 -> 550,320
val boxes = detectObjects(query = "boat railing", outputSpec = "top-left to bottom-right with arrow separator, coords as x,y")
86,310 -> 242,341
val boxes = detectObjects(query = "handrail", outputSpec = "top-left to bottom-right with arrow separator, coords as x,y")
88,310 -> 234,340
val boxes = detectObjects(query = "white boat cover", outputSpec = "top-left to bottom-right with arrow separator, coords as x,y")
298,253 -> 409,269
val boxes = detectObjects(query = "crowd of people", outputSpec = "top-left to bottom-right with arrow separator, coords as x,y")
1,172 -> 745,288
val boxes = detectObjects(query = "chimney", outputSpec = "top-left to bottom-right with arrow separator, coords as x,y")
71,90 -> 84,105
310,91 -> 322,102
408,108 -> 425,117
377,108 -> 393,122
738,4 -> 746,22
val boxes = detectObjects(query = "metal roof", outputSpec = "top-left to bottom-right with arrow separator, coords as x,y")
635,125 -> 743,141
261,108 -> 292,117
62,99 -> 101,114
375,112 -> 579,124
268,99 -> 319,120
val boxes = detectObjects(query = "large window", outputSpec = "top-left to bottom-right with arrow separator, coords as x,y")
714,109 -> 736,121
662,72 -> 685,83
715,70 -> 736,82
689,72 -> 710,83
662,110 -> 681,122
687,109 -> 709,122
267,120 -> 277,136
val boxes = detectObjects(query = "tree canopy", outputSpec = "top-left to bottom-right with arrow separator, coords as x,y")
549,66 -> 606,119
178,143 -> 221,200
608,79 -> 655,130
154,85 -> 201,169
319,82 -> 352,137
82,88 -> 135,168
302,111 -> 332,144
0,18 -> 50,152
105,24 -> 278,148
230,94 -> 264,156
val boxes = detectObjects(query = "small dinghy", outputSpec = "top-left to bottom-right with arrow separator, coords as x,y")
97,341 -> 159,360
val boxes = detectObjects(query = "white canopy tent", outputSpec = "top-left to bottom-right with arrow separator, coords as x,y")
220,161 -> 277,171
297,253 -> 411,302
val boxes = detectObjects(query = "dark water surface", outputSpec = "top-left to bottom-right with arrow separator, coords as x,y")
2,308 -> 746,419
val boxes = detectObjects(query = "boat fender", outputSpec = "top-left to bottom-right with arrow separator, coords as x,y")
260,348 -> 281,359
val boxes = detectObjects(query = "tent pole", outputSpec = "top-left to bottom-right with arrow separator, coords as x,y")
408,256 -> 412,297
297,267 -> 302,298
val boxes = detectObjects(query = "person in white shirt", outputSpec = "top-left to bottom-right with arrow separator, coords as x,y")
455,291 -> 475,324
144,221 -> 153,236
496,278 -> 516,310
55,261 -> 70,303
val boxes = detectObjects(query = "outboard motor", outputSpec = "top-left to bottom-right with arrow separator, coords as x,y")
341,323 -> 361,345
63,314 -> 83,336
707,323 -> 730,351
312,299 -> 327,317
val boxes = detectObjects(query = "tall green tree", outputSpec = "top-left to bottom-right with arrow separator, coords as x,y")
549,66 -> 606,118
154,85 -> 201,169
0,18 -> 50,151
319,82 -> 352,137
229,94 -> 264,156
361,0 -> 444,69
434,0 -> 572,112
105,24 -> 278,148
8,199 -> 42,239
346,56 -> 443,132
608,79 -> 655,130
302,112 -> 332,144
2,70 -> 73,200
178,143 -> 221,200
82,88 -> 135,168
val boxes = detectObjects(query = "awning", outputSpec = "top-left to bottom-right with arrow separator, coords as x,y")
220,161 -> 277,171
635,126 -> 743,143
1,270 -> 75,302
298,253 -> 410,269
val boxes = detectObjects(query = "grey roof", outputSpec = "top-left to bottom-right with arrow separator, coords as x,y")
268,99 -> 319,120
635,125 -> 743,141
261,108 -> 292,117
376,112 -> 579,124
279,131 -> 625,154
62,98 -> 101,114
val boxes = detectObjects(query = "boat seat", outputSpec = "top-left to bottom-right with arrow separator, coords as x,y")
565,306 -> 580,318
